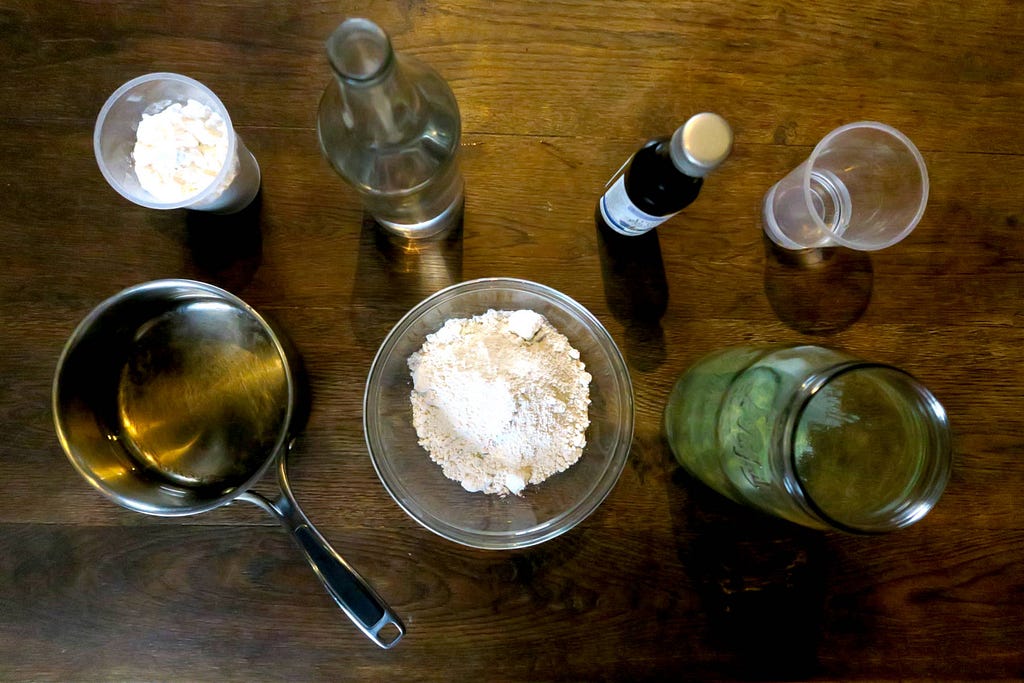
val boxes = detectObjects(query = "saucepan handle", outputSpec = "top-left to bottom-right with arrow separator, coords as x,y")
238,477 -> 405,649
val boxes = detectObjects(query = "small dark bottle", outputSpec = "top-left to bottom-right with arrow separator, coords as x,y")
597,112 -> 733,236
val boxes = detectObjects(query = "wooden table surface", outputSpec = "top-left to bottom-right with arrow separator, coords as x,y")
2,1 -> 1022,680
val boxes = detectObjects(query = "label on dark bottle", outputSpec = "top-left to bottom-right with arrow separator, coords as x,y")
599,175 -> 677,236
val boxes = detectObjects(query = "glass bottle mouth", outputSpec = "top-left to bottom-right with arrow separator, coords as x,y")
781,362 -> 953,534
327,18 -> 395,83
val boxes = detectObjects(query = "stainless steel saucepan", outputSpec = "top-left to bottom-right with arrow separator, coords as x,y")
52,279 -> 404,648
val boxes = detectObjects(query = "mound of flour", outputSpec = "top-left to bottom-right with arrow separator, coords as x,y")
132,99 -> 232,202
408,309 -> 592,496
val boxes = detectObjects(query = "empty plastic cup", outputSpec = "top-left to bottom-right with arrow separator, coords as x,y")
94,73 -> 261,214
762,122 -> 929,251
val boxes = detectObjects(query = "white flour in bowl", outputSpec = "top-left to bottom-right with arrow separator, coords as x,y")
408,309 -> 592,496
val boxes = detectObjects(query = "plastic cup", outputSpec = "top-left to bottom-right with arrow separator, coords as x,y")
762,122 -> 928,251
94,73 -> 261,214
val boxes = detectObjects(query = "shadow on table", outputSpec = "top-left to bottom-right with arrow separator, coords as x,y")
762,232 -> 873,336
594,213 -> 668,372
183,189 -> 264,293
350,211 -> 464,352
667,457 -> 835,679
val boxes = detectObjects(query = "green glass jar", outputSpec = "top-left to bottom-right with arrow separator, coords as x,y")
665,345 -> 952,533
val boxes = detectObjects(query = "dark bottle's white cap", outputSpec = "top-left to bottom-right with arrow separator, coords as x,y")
669,112 -> 733,178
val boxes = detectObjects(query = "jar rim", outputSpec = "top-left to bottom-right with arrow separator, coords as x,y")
781,361 -> 953,534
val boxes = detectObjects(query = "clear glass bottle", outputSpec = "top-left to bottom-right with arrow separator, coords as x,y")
597,112 -> 733,236
317,18 -> 464,239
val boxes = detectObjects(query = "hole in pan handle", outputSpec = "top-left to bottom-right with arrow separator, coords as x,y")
290,523 -> 405,648
237,467 -> 405,649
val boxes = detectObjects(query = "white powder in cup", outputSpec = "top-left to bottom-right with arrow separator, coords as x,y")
132,98 -> 234,203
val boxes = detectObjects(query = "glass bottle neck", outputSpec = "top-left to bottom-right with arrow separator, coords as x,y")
326,19 -> 421,143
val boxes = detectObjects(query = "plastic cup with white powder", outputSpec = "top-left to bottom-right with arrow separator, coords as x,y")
94,72 -> 260,214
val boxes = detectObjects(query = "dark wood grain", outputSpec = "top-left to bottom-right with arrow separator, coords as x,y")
1,0 -> 1022,680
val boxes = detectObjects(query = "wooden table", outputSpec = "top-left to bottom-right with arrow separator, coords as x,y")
2,1 -> 1022,679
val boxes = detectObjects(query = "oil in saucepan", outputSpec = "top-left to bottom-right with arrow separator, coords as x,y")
115,300 -> 289,489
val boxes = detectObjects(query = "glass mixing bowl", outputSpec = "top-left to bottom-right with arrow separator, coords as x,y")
364,278 -> 634,549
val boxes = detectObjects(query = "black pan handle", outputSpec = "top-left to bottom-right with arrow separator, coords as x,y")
237,460 -> 405,648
